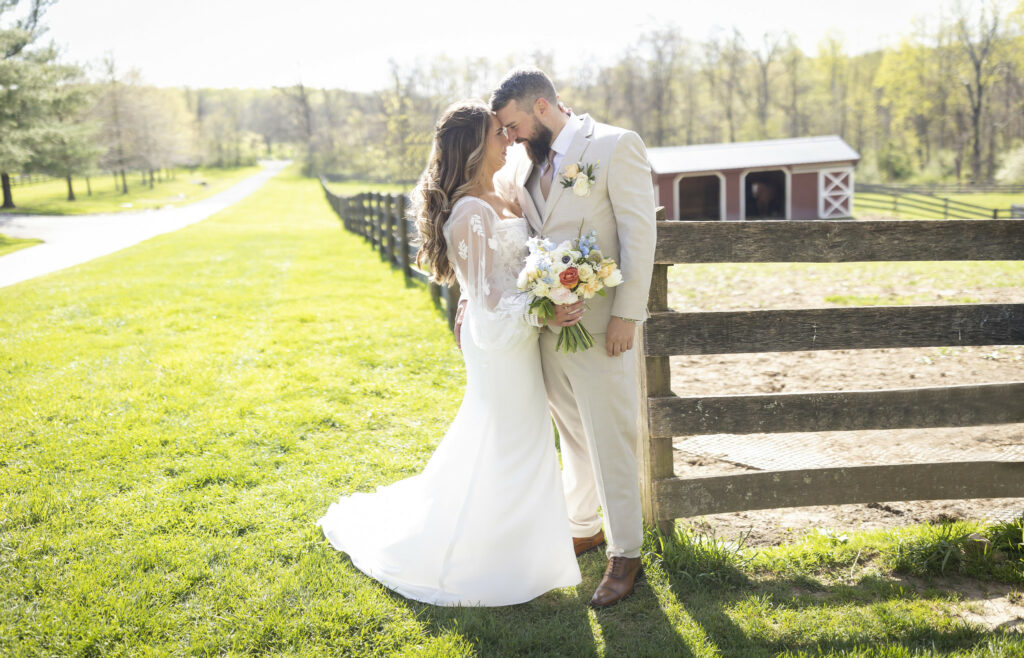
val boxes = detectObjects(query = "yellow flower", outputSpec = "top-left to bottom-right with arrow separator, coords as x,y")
564,163 -> 579,178
580,280 -> 602,298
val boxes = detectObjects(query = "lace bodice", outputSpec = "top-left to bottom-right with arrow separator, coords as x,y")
481,216 -> 528,292
443,197 -> 535,350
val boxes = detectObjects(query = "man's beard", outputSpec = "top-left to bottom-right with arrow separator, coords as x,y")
521,121 -> 553,165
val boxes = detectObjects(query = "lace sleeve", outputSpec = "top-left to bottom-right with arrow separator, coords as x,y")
444,199 -> 537,350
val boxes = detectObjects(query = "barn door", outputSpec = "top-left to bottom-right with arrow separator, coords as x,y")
819,168 -> 854,218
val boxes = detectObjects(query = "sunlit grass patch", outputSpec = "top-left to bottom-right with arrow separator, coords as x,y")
0,233 -> 42,256
0,165 -> 260,215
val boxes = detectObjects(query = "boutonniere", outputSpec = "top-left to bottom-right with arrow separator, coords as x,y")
560,161 -> 598,197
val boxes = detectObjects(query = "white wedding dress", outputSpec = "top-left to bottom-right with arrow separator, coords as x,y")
318,196 -> 582,606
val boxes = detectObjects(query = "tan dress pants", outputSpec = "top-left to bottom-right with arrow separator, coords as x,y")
539,328 -> 644,558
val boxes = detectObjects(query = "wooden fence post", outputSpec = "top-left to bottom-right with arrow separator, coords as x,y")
369,193 -> 378,250
638,207 -> 675,535
397,195 -> 411,283
384,194 -> 395,266
377,193 -> 387,261
363,194 -> 372,241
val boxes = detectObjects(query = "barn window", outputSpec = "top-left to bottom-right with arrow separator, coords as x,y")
819,168 -> 853,218
744,170 -> 786,220
676,174 -> 722,220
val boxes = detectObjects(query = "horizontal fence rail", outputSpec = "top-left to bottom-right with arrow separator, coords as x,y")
319,179 -> 461,329
640,214 -> 1024,530
654,220 -> 1024,263
655,462 -> 1024,518
645,304 -> 1024,355
648,382 -> 1024,438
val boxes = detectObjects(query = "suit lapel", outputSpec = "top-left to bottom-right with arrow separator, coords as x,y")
517,157 -> 543,234
541,114 -> 595,227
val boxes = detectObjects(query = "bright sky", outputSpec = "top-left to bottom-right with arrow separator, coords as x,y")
42,0 -> 961,92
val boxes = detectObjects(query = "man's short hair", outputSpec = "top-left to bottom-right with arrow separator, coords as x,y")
490,67 -> 557,112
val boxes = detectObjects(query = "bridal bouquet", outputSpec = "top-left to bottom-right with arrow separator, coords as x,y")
516,227 -> 623,353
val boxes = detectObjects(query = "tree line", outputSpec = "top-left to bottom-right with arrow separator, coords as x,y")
367,1 -> 1024,186
0,0 -> 295,208
3,0 -> 1023,211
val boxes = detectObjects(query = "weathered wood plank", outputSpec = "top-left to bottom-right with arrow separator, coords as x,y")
655,462 -> 1024,518
655,220 -> 1024,264
648,382 -> 1024,437
644,304 -> 1024,355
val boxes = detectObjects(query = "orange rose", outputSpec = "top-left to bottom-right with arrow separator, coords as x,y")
559,267 -> 579,288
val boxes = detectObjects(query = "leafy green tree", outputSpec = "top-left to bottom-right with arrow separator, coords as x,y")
0,0 -> 61,208
26,72 -> 99,200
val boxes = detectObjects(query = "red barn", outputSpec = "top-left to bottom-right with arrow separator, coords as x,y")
648,135 -> 861,221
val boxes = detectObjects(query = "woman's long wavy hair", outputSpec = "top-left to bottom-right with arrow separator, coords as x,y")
411,100 -> 491,284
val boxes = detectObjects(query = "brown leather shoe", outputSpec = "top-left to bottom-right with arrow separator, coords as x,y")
589,556 -> 642,608
573,529 -> 605,557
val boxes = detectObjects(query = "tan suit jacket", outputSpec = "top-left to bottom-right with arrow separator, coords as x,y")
508,113 -> 656,332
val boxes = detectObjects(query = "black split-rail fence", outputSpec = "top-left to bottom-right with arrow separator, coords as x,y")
322,178 -> 1024,530
319,180 -> 461,329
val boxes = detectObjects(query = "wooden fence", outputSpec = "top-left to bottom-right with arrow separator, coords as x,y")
856,183 -> 1022,219
638,214 -> 1024,531
319,179 -> 461,329
856,182 -> 1024,195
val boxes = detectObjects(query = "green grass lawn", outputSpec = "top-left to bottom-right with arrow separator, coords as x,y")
1,166 -> 261,215
0,234 -> 42,257
2,172 -> 1023,656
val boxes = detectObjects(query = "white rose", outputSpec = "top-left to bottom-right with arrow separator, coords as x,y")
578,263 -> 595,282
573,174 -> 591,196
517,268 -> 531,289
532,281 -> 550,298
603,270 -> 623,287
549,287 -> 579,305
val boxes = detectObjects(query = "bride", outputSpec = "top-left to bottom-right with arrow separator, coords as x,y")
317,100 -> 582,606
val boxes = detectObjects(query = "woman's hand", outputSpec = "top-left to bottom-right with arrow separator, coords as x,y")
548,301 -> 584,327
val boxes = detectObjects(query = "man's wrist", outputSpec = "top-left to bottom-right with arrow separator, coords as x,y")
614,315 -> 638,323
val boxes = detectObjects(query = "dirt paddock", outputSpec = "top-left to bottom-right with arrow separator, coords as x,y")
663,262 -> 1024,547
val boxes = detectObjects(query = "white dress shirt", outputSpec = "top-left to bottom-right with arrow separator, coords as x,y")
540,114 -> 582,184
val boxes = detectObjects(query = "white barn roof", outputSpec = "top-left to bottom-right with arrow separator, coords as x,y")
647,135 -> 860,175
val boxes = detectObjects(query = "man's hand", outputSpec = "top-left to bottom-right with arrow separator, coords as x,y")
549,301 -> 584,327
605,316 -> 636,357
454,299 -> 468,350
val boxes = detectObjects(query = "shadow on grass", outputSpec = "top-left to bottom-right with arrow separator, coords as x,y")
406,550 -> 694,656
653,525 -> 1024,656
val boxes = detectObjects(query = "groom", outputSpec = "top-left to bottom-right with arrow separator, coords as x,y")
490,67 -> 657,607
